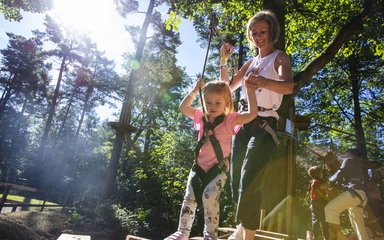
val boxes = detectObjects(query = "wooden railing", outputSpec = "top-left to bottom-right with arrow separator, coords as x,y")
0,182 -> 68,213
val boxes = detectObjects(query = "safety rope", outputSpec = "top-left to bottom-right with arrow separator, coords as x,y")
198,11 -> 238,121
198,12 -> 216,122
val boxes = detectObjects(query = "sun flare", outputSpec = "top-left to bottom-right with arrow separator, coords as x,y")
50,0 -> 137,67
51,0 -> 115,34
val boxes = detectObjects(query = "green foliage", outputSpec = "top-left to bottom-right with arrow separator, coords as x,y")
112,205 -> 138,232
114,0 -> 139,17
0,0 -> 53,21
286,0 -> 362,68
371,39 -> 384,61
165,11 -> 182,31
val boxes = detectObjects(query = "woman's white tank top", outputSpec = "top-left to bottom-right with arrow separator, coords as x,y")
241,50 -> 283,119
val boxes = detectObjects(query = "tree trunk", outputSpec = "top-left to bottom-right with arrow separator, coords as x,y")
348,57 -> 367,159
33,53 -> 68,188
39,54 -> 67,160
0,87 -> 13,116
103,0 -> 155,199
0,74 -> 15,116
57,90 -> 75,136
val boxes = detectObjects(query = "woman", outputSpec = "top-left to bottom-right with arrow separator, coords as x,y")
219,10 -> 294,240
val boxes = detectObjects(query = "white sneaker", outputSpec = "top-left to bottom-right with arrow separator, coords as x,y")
228,224 -> 243,240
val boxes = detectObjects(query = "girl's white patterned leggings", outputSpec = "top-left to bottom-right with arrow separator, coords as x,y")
177,170 -> 227,238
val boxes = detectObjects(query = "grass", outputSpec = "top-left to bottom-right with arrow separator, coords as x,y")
0,194 -> 59,206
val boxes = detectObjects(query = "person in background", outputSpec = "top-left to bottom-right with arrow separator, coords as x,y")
220,10 -> 294,240
308,166 -> 329,240
164,78 -> 257,240
324,149 -> 370,240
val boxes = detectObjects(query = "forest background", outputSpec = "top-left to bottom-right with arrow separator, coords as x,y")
0,0 -> 383,239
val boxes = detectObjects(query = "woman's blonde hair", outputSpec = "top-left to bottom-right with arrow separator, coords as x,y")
246,10 -> 280,47
202,80 -> 234,115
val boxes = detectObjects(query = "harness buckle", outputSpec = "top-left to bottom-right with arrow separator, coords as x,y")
259,120 -> 280,145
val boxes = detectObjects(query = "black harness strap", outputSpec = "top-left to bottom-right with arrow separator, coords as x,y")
194,114 -> 226,163
191,114 -> 227,207
349,188 -> 366,208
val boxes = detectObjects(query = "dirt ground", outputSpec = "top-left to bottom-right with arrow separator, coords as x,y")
0,211 -> 126,240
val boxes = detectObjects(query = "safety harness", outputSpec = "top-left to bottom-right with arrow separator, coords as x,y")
191,114 -> 228,207
238,99 -> 280,145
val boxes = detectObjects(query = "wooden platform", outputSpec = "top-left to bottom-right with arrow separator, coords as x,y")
57,234 -> 91,240
218,227 -> 290,240
125,227 -> 292,240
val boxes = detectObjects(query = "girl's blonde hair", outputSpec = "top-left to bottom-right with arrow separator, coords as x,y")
202,80 -> 234,115
246,10 -> 280,47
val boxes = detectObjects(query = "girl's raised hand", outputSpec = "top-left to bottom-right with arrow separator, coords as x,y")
193,78 -> 205,92
244,69 -> 260,91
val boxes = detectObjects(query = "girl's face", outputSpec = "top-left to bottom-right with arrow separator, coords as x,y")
250,20 -> 271,49
204,92 -> 227,119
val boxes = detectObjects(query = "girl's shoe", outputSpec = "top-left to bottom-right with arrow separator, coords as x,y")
203,232 -> 218,240
164,231 -> 188,240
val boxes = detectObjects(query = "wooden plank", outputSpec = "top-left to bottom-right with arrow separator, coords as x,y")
125,235 -> 150,240
191,234 -> 283,240
254,234 -> 284,240
3,203 -> 62,207
57,233 -> 91,240
0,182 -> 38,192
218,227 -> 287,240
256,229 -> 289,238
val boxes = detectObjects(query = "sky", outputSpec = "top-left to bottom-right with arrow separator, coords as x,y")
0,0 -> 206,120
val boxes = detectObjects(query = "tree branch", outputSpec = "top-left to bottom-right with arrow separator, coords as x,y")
293,0 -> 372,95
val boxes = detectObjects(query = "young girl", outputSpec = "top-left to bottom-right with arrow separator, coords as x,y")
164,79 -> 257,240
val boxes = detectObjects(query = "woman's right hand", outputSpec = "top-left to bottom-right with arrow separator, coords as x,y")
220,42 -> 234,59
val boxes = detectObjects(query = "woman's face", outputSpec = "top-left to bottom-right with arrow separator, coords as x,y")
249,20 -> 271,49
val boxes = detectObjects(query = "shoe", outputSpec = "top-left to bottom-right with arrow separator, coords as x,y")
164,231 -> 188,240
203,232 -> 217,240
228,224 -> 243,240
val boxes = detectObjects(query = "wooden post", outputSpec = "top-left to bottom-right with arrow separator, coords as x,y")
61,190 -> 69,212
40,200 -> 47,212
40,192 -> 48,212
267,212 -> 275,232
286,107 -> 294,235
306,230 -> 313,240
277,212 -> 283,233
259,209 -> 266,230
293,215 -> 299,239
0,184 -> 11,213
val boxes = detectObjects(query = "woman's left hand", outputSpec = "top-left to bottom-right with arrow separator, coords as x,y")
246,73 -> 267,90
